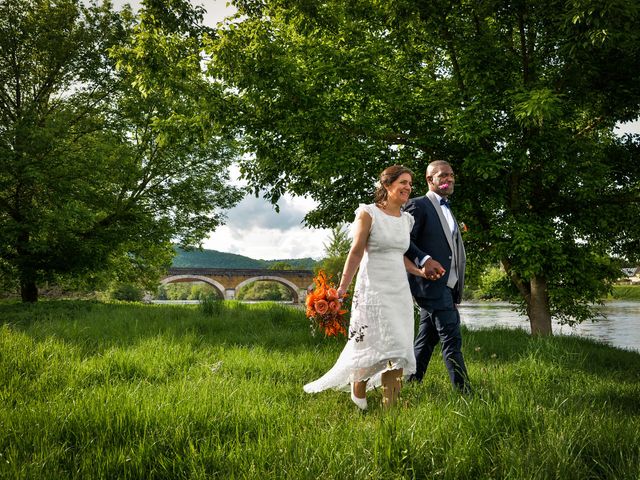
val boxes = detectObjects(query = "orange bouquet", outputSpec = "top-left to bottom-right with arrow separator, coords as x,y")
305,270 -> 348,337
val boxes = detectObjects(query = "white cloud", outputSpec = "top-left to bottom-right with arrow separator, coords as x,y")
615,119 -> 640,136
203,222 -> 332,261
225,194 -> 309,231
205,162 -> 333,260
204,190 -> 333,260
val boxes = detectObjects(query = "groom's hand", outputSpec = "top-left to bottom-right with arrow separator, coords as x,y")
422,259 -> 445,281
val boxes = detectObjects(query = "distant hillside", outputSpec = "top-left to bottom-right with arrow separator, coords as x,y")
264,257 -> 318,270
172,247 -> 317,270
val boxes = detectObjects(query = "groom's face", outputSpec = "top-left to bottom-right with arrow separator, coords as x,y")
427,165 -> 455,197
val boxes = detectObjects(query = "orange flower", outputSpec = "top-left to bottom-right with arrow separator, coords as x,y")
314,299 -> 329,315
328,300 -> 341,313
305,270 -> 349,338
326,287 -> 339,301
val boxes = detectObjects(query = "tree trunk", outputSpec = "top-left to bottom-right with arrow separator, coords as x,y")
527,274 -> 552,336
20,274 -> 38,303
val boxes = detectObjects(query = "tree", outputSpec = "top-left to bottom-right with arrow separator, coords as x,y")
322,225 -> 351,258
209,0 -> 640,334
268,261 -> 294,270
0,0 -> 242,301
316,225 -> 350,282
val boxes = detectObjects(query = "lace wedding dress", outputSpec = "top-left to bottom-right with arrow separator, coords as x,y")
304,204 -> 416,393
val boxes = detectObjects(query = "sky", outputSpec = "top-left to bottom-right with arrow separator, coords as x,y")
113,1 -> 640,261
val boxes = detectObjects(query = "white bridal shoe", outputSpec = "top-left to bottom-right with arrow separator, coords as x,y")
351,386 -> 368,410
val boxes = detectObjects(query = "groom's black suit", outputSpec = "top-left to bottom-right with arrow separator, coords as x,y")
404,191 -> 470,392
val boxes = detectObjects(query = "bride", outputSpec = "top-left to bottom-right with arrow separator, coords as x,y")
303,165 -> 427,410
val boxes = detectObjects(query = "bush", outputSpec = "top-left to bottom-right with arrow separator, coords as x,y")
108,283 -> 144,302
156,285 -> 168,300
467,265 -> 518,301
200,296 -> 223,316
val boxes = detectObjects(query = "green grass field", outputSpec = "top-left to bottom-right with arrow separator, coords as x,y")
1,300 -> 639,479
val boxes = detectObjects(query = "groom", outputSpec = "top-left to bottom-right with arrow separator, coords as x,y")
404,160 -> 471,393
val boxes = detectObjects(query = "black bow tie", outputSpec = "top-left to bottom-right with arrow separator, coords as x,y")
440,198 -> 451,208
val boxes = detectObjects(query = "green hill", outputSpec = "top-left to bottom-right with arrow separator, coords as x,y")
172,247 -> 317,270
265,257 -> 318,270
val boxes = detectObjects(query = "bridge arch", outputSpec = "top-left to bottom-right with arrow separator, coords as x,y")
235,275 -> 302,303
161,275 -> 225,299
161,268 -> 314,303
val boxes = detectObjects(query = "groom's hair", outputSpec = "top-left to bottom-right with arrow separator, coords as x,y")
426,160 -> 451,175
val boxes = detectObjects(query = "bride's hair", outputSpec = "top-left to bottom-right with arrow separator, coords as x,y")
374,165 -> 414,207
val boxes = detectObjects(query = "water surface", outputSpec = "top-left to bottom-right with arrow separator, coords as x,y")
459,301 -> 640,353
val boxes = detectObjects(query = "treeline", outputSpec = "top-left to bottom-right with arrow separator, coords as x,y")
172,247 -> 317,270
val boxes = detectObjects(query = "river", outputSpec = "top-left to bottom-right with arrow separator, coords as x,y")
459,301 -> 640,353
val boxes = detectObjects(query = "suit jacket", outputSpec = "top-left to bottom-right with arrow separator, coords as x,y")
404,190 -> 466,305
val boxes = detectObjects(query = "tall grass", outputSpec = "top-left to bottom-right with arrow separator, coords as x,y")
1,300 -> 639,479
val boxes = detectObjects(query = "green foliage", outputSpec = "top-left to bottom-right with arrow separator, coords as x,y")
315,225 -> 349,287
172,247 -> 266,268
236,281 -> 292,301
172,247 -> 317,270
315,256 -> 346,286
264,257 -> 317,270
161,283 -> 187,301
268,261 -> 294,270
0,301 -> 639,478
323,225 -> 351,258
209,0 -> 640,330
158,282 -> 221,301
610,284 -> 640,301
467,265 -> 518,301
199,296 -> 223,316
0,0 -> 242,302
108,283 -> 145,302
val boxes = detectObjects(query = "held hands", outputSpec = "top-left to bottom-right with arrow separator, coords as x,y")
422,258 -> 446,281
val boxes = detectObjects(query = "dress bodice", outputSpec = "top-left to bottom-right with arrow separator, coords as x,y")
354,203 -> 413,257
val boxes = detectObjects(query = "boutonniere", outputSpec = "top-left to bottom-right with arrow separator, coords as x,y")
459,222 -> 469,233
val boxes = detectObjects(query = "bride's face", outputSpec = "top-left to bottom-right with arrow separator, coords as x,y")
386,173 -> 413,205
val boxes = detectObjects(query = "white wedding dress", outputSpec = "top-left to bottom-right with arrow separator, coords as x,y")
304,204 -> 416,393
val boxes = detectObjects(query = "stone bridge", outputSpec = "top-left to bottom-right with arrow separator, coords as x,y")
161,267 -> 315,303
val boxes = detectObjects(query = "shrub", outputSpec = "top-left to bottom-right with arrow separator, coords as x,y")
108,283 -> 144,302
467,266 -> 519,301
200,296 -> 223,316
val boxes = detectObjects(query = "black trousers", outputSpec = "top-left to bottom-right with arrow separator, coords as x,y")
411,287 -> 471,392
